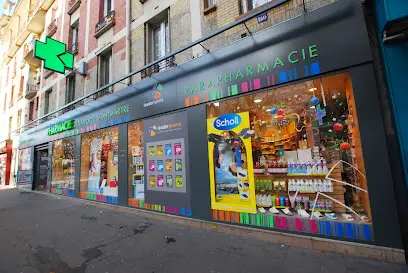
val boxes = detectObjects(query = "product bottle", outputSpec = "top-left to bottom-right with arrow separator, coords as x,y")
285,196 -> 290,207
323,160 -> 329,174
317,160 -> 323,175
327,180 -> 333,193
295,161 -> 301,174
288,180 -> 293,191
306,161 -> 312,175
288,160 -> 293,174
311,160 -> 317,175
304,196 -> 310,210
280,195 -> 286,207
317,180 -> 322,192
301,161 -> 307,175
322,180 -> 327,192
275,196 -> 280,206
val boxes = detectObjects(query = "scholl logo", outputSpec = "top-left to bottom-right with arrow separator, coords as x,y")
214,114 -> 242,130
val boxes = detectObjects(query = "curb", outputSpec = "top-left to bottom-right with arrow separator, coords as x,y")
35,190 -> 406,264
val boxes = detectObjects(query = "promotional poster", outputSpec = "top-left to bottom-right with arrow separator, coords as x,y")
207,112 -> 256,213
88,138 -> 102,193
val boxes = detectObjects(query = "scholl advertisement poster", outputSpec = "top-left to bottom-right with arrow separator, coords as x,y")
207,112 -> 256,213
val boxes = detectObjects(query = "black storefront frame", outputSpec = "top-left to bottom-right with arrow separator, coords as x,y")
36,64 -> 403,249
16,0 -> 404,249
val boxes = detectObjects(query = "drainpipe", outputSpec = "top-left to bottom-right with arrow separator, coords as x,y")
125,0 -> 131,85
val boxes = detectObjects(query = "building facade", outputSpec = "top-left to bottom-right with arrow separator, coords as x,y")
4,0 -> 407,262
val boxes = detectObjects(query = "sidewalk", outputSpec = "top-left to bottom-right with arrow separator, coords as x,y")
0,188 -> 406,273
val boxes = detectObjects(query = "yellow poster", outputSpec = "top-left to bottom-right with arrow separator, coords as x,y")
207,112 -> 256,213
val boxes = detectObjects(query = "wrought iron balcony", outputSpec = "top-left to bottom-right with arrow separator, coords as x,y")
70,41 -> 79,55
67,0 -> 81,15
25,79 -> 39,100
47,19 -> 58,37
93,87 -> 113,100
141,56 -> 176,79
95,10 -> 115,38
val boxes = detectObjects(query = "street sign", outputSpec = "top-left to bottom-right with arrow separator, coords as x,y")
33,37 -> 74,74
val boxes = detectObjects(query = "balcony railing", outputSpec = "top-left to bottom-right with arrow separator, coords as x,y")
47,19 -> 58,37
8,0 -> 337,137
141,56 -> 176,79
67,0 -> 81,15
25,79 -> 38,100
93,87 -> 113,100
95,10 -> 115,38
71,41 -> 79,55
44,69 -> 53,79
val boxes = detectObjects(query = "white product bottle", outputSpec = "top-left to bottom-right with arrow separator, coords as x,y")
327,180 -> 333,193
317,180 -> 322,192
296,179 -> 301,192
322,180 -> 328,192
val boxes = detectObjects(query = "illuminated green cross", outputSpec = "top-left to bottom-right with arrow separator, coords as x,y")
34,37 -> 74,74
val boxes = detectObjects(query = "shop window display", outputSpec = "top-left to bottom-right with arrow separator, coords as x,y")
51,137 -> 75,196
207,73 -> 372,240
128,120 -> 145,207
80,127 -> 119,204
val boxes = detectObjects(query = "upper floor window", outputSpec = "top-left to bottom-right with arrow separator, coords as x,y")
104,0 -> 113,16
240,0 -> 274,14
66,76 -> 76,104
204,0 -> 216,8
69,20 -> 79,53
152,20 -> 169,61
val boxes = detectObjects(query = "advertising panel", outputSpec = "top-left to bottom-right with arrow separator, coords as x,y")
207,112 -> 257,213
143,111 -> 191,209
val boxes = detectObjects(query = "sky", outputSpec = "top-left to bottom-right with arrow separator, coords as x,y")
0,0 -> 5,16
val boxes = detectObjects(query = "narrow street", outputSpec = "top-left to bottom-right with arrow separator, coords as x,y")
0,188 -> 405,273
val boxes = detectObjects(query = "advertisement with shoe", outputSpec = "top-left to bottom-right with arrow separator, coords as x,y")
207,112 -> 257,213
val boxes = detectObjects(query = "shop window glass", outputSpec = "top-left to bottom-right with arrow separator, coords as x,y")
207,72 -> 371,231
51,137 -> 75,193
128,121 -> 145,206
80,127 -> 119,203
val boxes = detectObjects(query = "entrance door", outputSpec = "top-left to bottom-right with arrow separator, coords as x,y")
33,147 -> 49,190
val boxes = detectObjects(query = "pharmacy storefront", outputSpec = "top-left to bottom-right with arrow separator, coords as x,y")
17,0 -> 403,251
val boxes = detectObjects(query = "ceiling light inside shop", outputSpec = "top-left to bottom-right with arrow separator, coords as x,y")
213,102 -> 219,107
254,99 -> 262,103
309,87 -> 317,92
266,109 -> 271,112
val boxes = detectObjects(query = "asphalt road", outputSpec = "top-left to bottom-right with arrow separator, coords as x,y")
0,188 -> 406,273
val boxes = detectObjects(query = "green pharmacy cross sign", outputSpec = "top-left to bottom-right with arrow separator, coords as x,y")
34,37 -> 74,74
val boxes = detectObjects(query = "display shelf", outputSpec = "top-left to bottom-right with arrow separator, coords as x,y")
287,174 -> 327,177
257,205 -> 289,209
308,208 -> 332,213
255,173 -> 288,176
135,173 -> 144,176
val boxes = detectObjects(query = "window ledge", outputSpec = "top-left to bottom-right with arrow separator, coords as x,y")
235,0 -> 287,21
203,4 -> 217,15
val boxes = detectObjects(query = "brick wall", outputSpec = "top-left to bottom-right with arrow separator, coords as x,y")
113,0 -> 126,35
88,0 -> 99,53
200,0 -> 334,52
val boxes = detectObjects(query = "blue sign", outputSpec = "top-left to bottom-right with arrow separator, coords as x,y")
257,13 -> 268,23
214,114 -> 242,130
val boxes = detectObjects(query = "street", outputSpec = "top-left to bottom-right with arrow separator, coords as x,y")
0,188 -> 406,273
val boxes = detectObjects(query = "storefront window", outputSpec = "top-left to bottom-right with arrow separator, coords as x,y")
51,137 -> 75,196
80,127 -> 119,203
207,72 -> 372,238
128,121 -> 145,207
